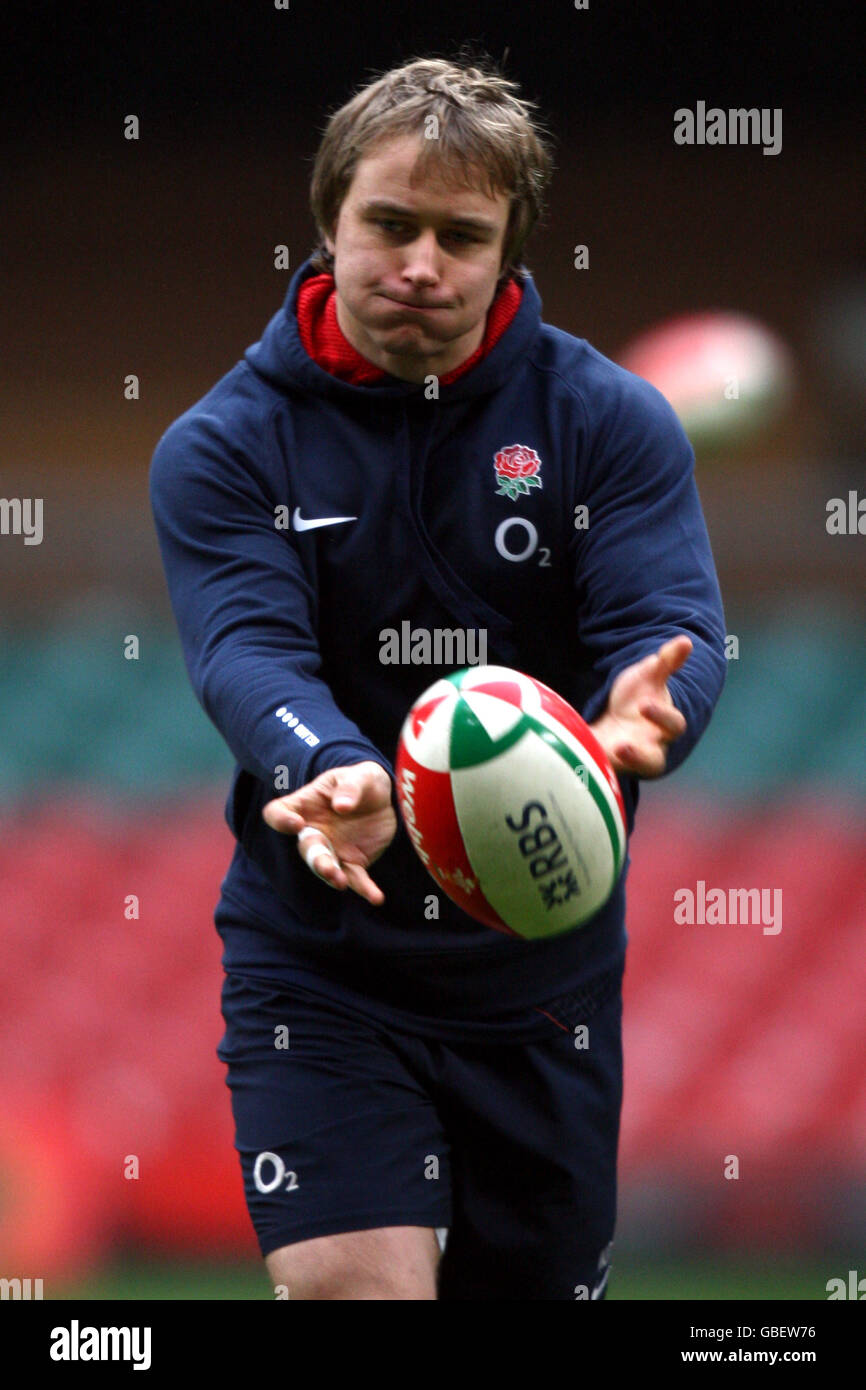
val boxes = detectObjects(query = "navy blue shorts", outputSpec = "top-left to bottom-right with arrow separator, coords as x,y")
217,969 -> 623,1300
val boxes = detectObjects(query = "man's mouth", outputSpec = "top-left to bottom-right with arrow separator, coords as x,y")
381,295 -> 450,311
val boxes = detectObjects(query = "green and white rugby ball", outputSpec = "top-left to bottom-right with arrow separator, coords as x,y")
395,666 -> 627,939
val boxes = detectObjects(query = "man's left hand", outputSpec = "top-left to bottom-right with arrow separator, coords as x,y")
589,635 -> 693,778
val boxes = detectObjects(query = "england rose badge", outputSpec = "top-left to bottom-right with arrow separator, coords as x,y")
493,444 -> 543,500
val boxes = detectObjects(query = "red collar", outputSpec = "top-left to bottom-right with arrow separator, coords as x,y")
297,272 -> 523,384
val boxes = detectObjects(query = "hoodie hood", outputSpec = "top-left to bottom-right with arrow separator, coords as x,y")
244,255 -> 544,406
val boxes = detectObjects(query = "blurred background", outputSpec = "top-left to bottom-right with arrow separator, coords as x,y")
1,1 -> 863,1299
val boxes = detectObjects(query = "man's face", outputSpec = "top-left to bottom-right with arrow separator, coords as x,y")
324,134 -> 512,384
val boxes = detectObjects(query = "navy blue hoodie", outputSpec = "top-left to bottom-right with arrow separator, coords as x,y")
149,257 -> 726,1040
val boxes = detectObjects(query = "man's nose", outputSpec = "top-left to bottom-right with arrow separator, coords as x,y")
401,228 -> 442,282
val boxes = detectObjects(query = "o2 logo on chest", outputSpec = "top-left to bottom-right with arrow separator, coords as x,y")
493,506 -> 588,568
495,517 -> 550,566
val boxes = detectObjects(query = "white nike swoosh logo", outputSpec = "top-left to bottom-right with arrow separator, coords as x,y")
292,508 -> 358,533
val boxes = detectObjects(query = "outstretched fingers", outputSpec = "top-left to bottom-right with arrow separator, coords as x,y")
262,801 -> 305,834
342,861 -> 386,906
655,635 -> 693,680
638,698 -> 687,737
296,826 -> 347,890
296,825 -> 385,906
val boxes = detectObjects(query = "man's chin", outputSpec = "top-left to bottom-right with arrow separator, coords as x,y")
368,335 -> 451,383
372,325 -> 447,360
380,335 -> 438,359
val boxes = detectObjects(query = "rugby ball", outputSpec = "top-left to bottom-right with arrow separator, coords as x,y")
618,311 -> 794,450
395,666 -> 627,939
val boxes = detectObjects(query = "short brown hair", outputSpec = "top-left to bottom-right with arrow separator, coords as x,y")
308,53 -> 555,290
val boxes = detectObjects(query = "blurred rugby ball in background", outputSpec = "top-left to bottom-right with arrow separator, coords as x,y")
395,666 -> 627,940
618,311 -> 794,450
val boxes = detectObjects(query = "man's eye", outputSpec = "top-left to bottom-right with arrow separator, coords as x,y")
374,220 -> 476,245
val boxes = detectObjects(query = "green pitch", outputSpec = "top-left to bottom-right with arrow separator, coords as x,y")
49,1256 -> 832,1301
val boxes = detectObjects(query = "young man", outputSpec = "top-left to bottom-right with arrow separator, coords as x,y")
150,55 -> 726,1300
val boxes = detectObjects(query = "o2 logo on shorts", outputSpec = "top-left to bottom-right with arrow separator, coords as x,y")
253,1151 -> 299,1195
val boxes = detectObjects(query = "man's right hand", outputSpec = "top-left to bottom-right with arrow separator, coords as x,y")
262,761 -> 396,905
